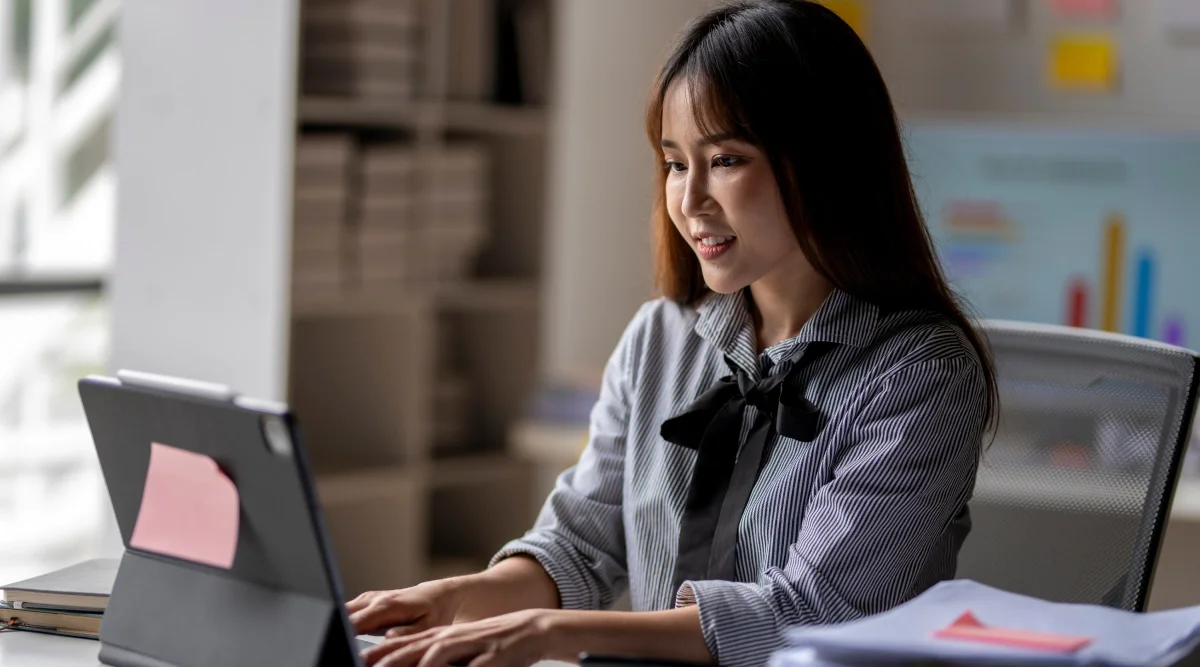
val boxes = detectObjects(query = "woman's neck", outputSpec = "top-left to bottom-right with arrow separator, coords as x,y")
747,267 -> 833,352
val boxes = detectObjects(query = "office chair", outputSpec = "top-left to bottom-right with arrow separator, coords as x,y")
956,320 -> 1200,611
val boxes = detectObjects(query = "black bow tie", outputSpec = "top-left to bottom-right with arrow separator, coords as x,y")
661,341 -> 835,590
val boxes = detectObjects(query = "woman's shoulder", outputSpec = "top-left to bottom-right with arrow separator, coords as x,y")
626,296 -> 698,335
867,307 -> 982,373
616,297 -> 698,357
610,297 -> 702,385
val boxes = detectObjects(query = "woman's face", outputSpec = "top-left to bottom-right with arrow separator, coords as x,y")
661,80 -> 806,295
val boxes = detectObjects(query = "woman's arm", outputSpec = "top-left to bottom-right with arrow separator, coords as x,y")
360,606 -> 714,667
450,555 -> 560,622
354,306 -> 651,641
484,303 -> 655,612
546,607 -> 712,664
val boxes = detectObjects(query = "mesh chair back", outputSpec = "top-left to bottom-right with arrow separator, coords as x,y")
957,320 -> 1200,611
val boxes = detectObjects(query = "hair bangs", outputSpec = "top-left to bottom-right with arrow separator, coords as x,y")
679,36 -> 758,146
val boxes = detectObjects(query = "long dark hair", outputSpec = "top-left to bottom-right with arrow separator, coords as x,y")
646,0 -> 998,423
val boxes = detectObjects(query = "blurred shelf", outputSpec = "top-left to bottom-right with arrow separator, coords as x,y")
297,97 -> 547,136
508,420 -> 588,468
291,278 -> 539,319
1171,476 -> 1200,521
431,451 -> 529,487
444,102 -> 547,136
424,557 -> 485,581
313,452 -> 530,492
315,465 -> 418,505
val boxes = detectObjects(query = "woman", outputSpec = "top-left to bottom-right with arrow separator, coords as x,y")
350,1 -> 996,665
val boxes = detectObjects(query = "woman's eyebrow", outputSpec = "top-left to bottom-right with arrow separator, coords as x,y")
660,132 -> 739,150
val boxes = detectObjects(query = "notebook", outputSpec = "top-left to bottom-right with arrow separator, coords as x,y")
1,558 -> 119,612
0,603 -> 102,637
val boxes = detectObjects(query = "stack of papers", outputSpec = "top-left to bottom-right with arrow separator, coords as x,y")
774,580 -> 1200,666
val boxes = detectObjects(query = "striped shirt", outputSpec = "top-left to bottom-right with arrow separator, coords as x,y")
491,287 -> 988,667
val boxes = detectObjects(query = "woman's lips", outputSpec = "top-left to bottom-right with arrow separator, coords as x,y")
696,236 -> 735,260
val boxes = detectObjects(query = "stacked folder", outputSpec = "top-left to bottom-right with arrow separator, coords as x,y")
358,144 -> 421,285
301,0 -> 421,100
356,142 -> 489,286
294,133 -> 356,292
424,143 -> 490,282
0,558 -> 119,640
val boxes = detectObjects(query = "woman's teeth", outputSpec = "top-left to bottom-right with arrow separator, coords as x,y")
700,236 -> 733,246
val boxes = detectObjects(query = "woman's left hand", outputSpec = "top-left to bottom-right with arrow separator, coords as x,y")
360,608 -> 561,667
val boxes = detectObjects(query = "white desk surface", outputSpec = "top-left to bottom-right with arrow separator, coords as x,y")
0,630 -> 100,665
0,631 -> 589,667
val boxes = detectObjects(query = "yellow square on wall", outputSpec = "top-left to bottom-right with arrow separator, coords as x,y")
821,0 -> 869,43
1049,34 -> 1119,92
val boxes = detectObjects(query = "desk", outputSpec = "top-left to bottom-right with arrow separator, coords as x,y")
0,632 -> 584,667
0,630 -> 100,666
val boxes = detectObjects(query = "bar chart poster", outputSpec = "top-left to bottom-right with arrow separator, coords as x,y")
905,122 -> 1200,348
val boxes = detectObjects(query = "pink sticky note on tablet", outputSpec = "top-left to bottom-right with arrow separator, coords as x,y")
130,442 -> 239,569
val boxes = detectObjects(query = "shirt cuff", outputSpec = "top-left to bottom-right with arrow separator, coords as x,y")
489,537 -> 600,611
676,579 -> 783,667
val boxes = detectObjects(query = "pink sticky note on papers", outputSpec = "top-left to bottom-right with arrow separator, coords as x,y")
130,442 -> 240,569
934,611 -> 1093,653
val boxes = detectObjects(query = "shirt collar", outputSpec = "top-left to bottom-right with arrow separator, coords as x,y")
693,287 -> 880,374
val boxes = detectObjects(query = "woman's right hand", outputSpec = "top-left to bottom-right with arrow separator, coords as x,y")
347,577 -> 468,638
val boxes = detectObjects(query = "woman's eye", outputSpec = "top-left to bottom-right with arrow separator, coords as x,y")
713,155 -> 740,168
664,160 -> 687,173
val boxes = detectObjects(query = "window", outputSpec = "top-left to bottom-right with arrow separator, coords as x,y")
0,0 -> 118,585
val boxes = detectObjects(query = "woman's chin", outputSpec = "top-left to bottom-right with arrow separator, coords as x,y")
701,272 -> 750,295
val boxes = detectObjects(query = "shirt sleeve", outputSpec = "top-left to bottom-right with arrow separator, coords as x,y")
675,353 -> 988,667
488,305 -> 648,611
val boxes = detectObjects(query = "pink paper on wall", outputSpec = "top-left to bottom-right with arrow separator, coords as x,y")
1052,0 -> 1118,19
130,442 -> 240,569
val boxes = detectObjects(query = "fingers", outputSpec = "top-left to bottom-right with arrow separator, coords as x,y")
364,636 -> 435,667
350,596 -> 424,634
414,637 -> 486,667
364,629 -> 484,667
346,590 -> 379,613
386,623 -> 431,639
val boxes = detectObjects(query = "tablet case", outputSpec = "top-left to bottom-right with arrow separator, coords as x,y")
79,373 -> 361,667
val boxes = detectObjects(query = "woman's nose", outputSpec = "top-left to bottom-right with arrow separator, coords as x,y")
680,171 -> 715,218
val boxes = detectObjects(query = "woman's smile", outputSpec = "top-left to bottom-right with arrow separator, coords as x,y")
695,233 -> 736,261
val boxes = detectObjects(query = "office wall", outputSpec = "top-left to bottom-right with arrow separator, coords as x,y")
540,0 -> 1200,378
110,0 -> 298,400
539,0 -> 712,380
867,0 -> 1200,120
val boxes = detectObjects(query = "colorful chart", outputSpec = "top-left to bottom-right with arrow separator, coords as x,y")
905,122 -> 1200,348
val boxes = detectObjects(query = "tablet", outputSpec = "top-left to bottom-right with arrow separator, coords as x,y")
79,370 -> 370,667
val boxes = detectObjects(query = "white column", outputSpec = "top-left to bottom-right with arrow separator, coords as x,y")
109,0 -> 299,400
